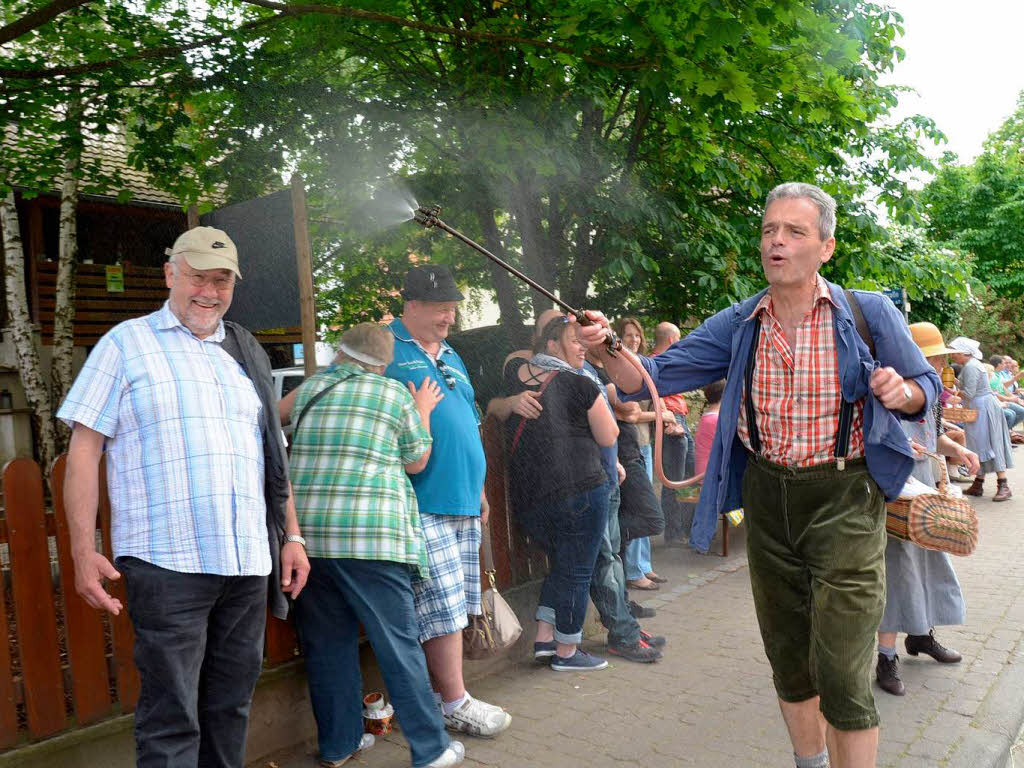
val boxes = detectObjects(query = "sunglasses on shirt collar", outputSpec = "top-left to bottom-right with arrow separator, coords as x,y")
436,358 -> 457,390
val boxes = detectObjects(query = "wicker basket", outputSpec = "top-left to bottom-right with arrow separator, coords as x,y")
885,451 -> 978,556
942,406 -> 978,423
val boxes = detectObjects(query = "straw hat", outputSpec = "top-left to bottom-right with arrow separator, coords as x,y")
909,322 -> 956,357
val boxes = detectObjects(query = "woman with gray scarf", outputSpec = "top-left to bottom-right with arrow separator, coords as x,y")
503,315 -> 619,672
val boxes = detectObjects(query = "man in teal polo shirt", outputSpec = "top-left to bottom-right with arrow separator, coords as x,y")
386,265 -> 512,739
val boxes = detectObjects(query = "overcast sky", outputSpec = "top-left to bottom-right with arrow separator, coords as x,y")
884,0 -> 1024,164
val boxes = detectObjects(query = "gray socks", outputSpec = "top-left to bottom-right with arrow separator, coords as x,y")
878,643 -> 897,659
795,749 -> 829,768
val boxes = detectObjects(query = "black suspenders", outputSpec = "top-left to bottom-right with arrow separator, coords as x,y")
744,318 -> 764,457
743,317 -> 856,470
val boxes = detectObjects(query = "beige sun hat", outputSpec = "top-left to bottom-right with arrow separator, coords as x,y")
165,226 -> 241,277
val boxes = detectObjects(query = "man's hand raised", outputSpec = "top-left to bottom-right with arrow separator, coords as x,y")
576,310 -> 614,350
870,366 -> 923,413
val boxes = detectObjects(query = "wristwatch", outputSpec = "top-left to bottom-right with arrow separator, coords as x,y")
902,383 -> 913,403
284,534 -> 306,547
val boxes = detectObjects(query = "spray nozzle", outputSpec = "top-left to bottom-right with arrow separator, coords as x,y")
413,205 -> 442,227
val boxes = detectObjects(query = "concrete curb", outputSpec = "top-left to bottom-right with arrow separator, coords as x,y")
950,645 -> 1024,768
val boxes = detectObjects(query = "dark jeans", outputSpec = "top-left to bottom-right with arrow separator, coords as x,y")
661,433 -> 689,542
294,558 -> 448,767
682,421 -> 696,479
523,484 -> 610,644
118,557 -> 267,768
588,483 -> 640,647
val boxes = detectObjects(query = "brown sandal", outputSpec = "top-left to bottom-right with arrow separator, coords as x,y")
645,572 -> 668,584
627,578 -> 660,591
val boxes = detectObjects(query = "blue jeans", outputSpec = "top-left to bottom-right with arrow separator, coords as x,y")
523,484 -> 610,644
295,559 -> 449,767
640,444 -> 654,483
1003,402 -> 1024,429
625,537 -> 652,581
118,557 -> 267,768
589,483 -> 640,647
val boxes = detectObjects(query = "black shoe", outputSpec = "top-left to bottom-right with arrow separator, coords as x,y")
905,630 -> 962,663
628,600 -> 656,619
876,653 -> 905,696
607,639 -> 662,663
639,630 -> 666,648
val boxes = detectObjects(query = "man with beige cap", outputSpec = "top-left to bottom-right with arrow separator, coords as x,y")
59,227 -> 310,768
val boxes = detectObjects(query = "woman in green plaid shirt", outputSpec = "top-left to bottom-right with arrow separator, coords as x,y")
289,323 -> 467,768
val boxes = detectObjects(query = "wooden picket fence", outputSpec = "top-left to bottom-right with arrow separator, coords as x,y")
0,454 -> 299,749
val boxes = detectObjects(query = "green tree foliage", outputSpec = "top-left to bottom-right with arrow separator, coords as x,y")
3,0 -> 956,336
920,92 -> 1024,299
949,285 -> 1024,362
830,225 -> 973,331
222,0 -> 947,329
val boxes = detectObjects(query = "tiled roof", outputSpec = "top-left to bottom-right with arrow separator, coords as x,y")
4,125 -> 221,208
79,132 -> 183,206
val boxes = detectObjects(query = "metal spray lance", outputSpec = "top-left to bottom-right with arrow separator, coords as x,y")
413,205 -> 704,491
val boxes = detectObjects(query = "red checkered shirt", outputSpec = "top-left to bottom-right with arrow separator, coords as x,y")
737,275 -> 865,467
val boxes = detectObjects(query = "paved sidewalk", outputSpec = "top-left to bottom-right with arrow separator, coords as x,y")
253,460 -> 1024,768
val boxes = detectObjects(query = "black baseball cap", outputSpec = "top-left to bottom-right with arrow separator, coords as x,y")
400,265 -> 464,302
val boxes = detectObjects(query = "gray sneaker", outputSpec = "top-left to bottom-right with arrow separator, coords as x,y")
442,695 -> 511,738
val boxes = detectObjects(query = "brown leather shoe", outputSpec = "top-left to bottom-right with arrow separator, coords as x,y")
627,578 -> 660,591
905,629 -> 962,663
963,477 -> 985,497
876,653 -> 905,696
994,480 -> 1012,502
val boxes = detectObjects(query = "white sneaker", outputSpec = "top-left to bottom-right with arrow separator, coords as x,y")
424,740 -> 465,767
319,733 -> 374,767
442,694 -> 511,737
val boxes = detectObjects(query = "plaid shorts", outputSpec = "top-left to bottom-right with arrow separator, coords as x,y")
412,513 -> 482,643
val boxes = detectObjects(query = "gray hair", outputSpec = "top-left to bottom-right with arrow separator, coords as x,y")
765,183 -> 837,241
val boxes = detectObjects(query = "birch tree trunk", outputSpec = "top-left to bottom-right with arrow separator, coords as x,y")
1,188 -> 57,472
52,92 -> 82,451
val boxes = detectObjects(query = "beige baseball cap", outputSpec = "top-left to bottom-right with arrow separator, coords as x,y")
165,226 -> 241,278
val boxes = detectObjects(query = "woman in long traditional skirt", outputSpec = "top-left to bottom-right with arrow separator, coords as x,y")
876,323 -> 980,696
950,336 -> 1014,501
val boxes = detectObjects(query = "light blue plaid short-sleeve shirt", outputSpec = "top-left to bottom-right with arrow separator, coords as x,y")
57,303 -> 270,576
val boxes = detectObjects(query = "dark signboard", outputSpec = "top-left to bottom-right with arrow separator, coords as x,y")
201,189 -> 300,332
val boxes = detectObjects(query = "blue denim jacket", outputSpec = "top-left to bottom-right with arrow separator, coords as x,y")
622,281 -> 941,553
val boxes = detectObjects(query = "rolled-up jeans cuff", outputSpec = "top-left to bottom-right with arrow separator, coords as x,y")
536,606 -> 583,644
553,628 -> 583,645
